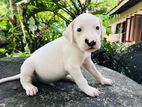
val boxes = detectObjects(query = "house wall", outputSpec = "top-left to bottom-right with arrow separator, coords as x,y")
120,2 -> 142,19
106,19 -> 126,42
107,1 -> 142,43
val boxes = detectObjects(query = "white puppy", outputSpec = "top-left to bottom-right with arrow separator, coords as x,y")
0,13 -> 113,97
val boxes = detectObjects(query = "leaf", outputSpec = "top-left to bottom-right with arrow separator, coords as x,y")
8,26 -> 19,33
106,27 -> 112,35
27,5 -> 38,11
24,44 -> 31,54
93,8 -> 107,15
51,23 -> 61,33
0,48 -> 7,53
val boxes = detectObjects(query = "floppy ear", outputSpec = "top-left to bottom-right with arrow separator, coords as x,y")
101,26 -> 106,36
63,22 -> 73,43
100,20 -> 106,37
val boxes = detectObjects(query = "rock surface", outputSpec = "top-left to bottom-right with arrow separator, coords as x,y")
0,57 -> 142,107
118,41 -> 142,84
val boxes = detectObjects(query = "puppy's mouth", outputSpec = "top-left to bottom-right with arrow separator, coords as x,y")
89,47 -> 95,49
80,45 -> 99,52
86,45 -> 101,52
86,47 -> 96,52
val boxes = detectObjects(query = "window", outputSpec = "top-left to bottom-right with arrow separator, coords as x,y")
133,14 -> 142,42
122,21 -> 126,42
115,23 -> 122,34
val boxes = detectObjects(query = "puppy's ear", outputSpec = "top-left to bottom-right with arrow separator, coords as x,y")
63,22 -> 73,43
101,26 -> 106,36
100,20 -> 106,37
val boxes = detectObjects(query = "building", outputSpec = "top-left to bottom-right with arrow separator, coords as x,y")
108,0 -> 142,43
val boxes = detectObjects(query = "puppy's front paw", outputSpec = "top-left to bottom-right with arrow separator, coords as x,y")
100,78 -> 113,85
84,86 -> 100,97
25,85 -> 38,96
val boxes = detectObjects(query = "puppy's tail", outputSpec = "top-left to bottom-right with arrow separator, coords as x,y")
0,74 -> 20,84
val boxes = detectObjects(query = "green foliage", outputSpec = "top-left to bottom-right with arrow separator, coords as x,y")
0,48 -> 7,57
89,0 -> 118,15
0,2 -> 9,16
97,15 -> 120,35
102,38 -> 127,54
0,0 -> 119,57
6,51 -> 31,57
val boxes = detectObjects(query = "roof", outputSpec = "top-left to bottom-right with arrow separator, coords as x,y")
108,0 -> 142,15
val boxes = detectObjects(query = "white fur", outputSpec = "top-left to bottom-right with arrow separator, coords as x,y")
0,13 -> 113,97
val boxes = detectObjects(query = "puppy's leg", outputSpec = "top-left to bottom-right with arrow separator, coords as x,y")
63,75 -> 74,82
65,65 -> 100,97
20,59 -> 38,96
83,57 -> 113,85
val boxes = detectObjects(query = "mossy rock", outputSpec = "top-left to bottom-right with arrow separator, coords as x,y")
0,57 -> 142,107
118,42 -> 142,84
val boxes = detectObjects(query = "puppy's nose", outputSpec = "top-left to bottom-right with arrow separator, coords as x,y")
85,39 -> 96,47
90,40 -> 96,46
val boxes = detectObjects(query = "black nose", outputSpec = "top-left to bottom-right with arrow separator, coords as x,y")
85,39 -> 96,47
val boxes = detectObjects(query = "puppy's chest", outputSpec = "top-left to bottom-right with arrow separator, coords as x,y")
80,52 -> 90,64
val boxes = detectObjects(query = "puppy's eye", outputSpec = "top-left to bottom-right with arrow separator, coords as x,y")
77,28 -> 82,32
96,26 -> 100,30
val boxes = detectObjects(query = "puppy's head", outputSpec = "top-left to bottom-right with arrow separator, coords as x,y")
63,13 -> 106,52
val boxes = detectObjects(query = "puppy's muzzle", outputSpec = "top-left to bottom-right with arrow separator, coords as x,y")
85,39 -> 96,48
